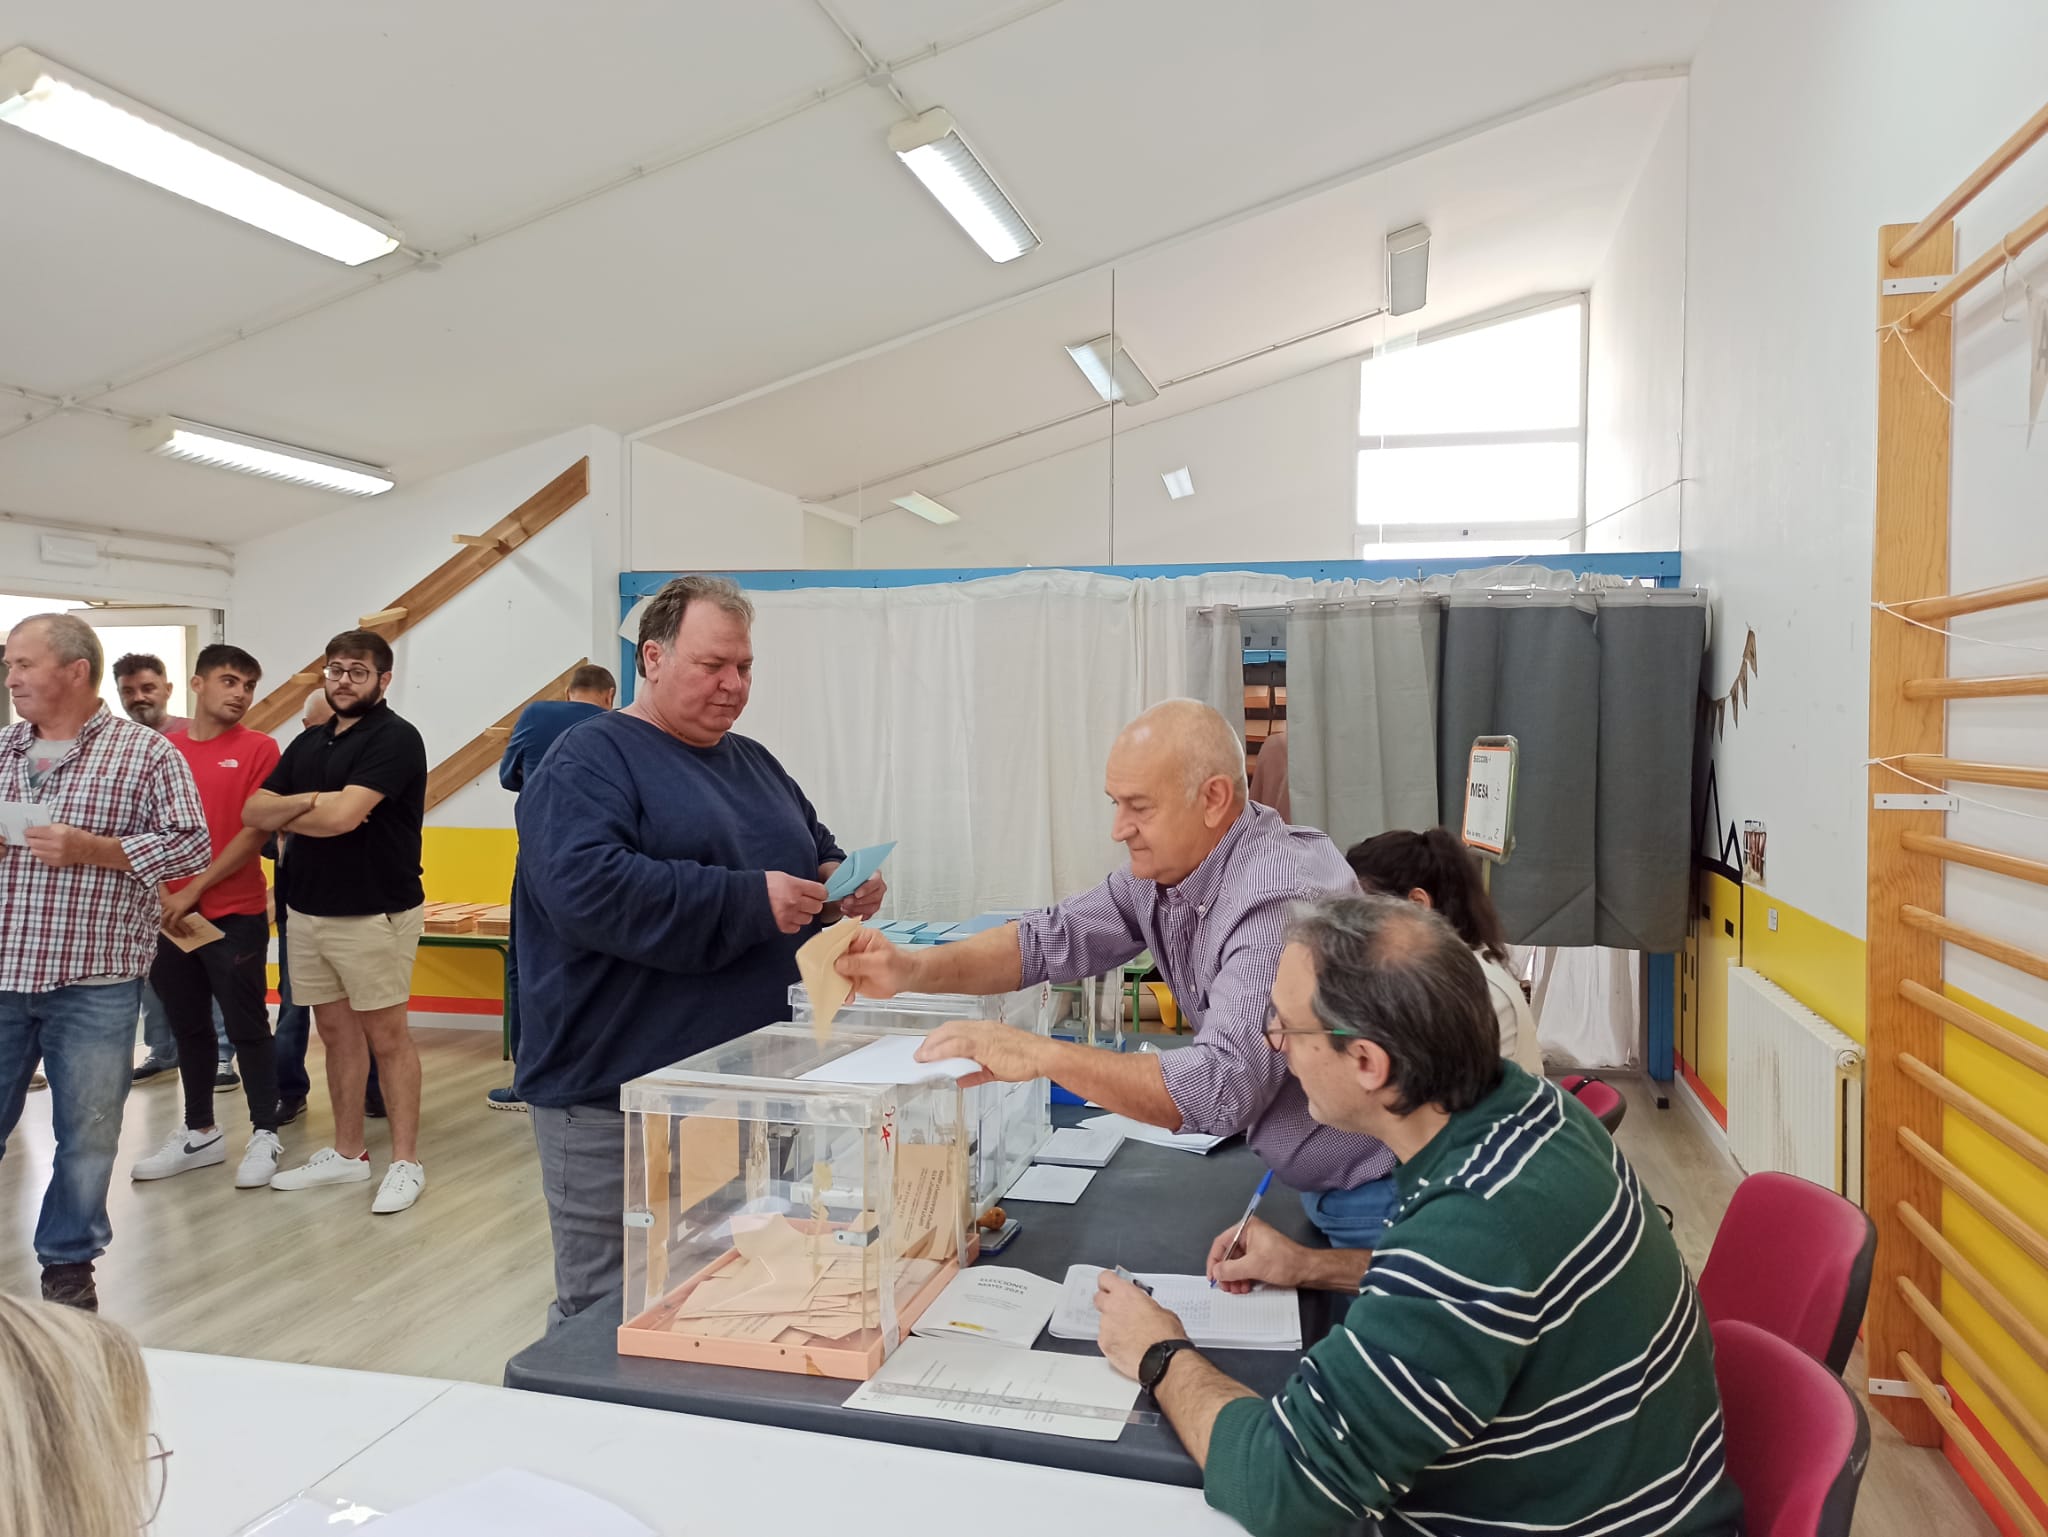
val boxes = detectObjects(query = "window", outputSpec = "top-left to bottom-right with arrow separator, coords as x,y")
1356,299 -> 1586,559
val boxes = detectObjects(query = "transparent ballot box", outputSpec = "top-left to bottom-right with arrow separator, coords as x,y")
788,985 -> 1053,1217
620,1026 -> 971,1381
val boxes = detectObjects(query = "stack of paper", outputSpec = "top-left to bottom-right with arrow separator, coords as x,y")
911,1265 -> 1061,1349
845,1337 -> 1142,1442
1032,1125 -> 1124,1167
1048,1265 -> 1301,1350
1078,1112 -> 1228,1154
797,1033 -> 980,1086
1002,1165 -> 1096,1204
666,1214 -> 941,1346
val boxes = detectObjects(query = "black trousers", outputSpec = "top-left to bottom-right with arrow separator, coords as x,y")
150,912 -> 278,1134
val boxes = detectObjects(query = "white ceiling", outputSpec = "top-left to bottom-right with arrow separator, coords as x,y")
0,0 -> 1716,545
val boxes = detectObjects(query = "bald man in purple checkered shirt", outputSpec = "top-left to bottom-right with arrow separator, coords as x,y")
839,700 -> 1403,1248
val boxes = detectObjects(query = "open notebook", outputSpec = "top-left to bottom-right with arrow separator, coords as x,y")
1048,1264 -> 1302,1350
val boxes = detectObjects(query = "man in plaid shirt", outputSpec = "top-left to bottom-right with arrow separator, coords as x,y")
0,614 -> 209,1311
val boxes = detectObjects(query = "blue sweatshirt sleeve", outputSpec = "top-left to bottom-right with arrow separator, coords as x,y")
520,730 -> 782,974
498,708 -> 536,792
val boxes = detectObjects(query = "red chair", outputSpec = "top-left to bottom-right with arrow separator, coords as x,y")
1698,1172 -> 1876,1375
1559,1073 -> 1626,1133
1712,1319 -> 1870,1536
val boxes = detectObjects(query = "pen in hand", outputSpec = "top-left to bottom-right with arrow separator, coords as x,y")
1212,1169 -> 1275,1288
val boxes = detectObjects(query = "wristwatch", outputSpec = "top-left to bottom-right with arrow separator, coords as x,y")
1139,1338 -> 1200,1395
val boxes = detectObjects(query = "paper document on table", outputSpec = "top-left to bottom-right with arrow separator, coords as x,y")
1078,1112 -> 1227,1154
0,801 -> 53,843
1003,1164 -> 1096,1204
357,1468 -> 655,1535
845,1336 -> 1142,1441
1032,1125 -> 1125,1167
798,1032 -> 979,1086
1050,1265 -> 1301,1350
911,1265 -> 1061,1348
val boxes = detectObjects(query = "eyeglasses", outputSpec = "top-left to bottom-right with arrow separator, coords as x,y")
321,663 -> 377,684
143,1432 -> 172,1527
1261,1001 -> 1359,1051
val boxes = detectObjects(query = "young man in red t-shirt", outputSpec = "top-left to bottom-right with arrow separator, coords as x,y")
131,644 -> 285,1189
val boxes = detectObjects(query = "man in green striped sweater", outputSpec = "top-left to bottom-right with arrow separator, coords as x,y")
1094,895 -> 1742,1537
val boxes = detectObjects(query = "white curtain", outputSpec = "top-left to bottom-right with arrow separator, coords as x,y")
1284,598 -> 1443,849
1184,605 -> 1246,743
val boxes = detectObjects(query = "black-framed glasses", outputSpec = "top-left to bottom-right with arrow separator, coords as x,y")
143,1432 -> 172,1528
321,663 -> 376,684
1261,1000 -> 1359,1051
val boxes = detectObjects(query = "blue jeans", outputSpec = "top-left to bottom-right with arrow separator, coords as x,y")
140,981 -> 229,1065
0,980 -> 144,1265
1302,1172 -> 1403,1249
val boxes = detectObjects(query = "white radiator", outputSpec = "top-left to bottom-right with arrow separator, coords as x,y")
1725,965 -> 1865,1202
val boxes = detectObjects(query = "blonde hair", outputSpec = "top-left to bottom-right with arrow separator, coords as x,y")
0,1298 -> 152,1537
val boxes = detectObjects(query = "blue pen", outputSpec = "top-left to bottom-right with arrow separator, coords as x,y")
1213,1170 -> 1275,1288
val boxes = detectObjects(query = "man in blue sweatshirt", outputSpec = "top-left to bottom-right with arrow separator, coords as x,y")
513,576 -> 884,1328
484,661 -> 616,1113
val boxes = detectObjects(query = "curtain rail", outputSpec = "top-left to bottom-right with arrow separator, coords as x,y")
1899,979 -> 2048,1078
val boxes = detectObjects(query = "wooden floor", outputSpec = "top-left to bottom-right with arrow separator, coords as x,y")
0,1032 -> 1999,1533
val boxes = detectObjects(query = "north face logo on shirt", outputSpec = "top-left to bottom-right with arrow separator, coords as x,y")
218,758 -> 240,768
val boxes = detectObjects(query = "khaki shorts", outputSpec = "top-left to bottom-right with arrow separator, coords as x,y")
287,906 -> 425,1012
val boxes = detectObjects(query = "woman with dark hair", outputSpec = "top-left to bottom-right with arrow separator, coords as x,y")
1344,827 -> 1544,1075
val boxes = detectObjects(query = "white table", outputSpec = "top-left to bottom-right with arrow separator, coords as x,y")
148,1351 -> 1243,1537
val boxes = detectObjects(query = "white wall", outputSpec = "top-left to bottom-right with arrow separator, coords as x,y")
1585,92 -> 1686,552
628,440 -> 806,571
1682,0 -> 2048,1008
0,520 -> 232,607
853,359 -> 1361,568
229,425 -> 622,829
801,510 -> 856,569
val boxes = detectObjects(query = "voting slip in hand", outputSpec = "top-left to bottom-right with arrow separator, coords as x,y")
825,841 -> 896,901
160,914 -> 226,953
796,918 -> 864,1040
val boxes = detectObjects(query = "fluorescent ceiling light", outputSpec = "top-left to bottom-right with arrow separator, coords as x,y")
1384,223 -> 1431,317
890,492 -> 960,525
133,416 -> 394,496
888,107 -> 1037,264
0,47 -> 401,266
1065,336 -> 1159,406
1161,467 -> 1195,500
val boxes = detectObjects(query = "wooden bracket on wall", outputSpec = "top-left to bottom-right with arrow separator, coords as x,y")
242,457 -> 590,734
423,658 -> 590,813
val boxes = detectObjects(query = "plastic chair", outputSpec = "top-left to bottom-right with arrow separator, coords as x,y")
1712,1320 -> 1870,1536
1698,1172 -> 1876,1375
1559,1073 -> 1627,1133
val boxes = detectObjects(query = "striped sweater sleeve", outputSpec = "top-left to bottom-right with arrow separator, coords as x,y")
1203,1198 -> 1535,1537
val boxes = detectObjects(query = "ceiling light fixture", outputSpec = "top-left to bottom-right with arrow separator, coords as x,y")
888,107 -> 1038,264
133,417 -> 394,496
1384,223 -> 1431,317
0,47 -> 402,266
1161,467 -> 1194,500
1065,336 -> 1159,406
890,492 -> 960,525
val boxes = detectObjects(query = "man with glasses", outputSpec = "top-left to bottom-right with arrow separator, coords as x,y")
243,630 -> 429,1214
1090,896 -> 1741,1537
840,698 -> 1399,1248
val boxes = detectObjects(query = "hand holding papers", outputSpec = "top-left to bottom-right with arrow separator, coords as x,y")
796,919 -> 863,1040
0,801 -> 53,845
825,841 -> 895,901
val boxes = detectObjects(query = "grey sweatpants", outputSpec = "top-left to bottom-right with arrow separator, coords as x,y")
531,1100 -> 625,1332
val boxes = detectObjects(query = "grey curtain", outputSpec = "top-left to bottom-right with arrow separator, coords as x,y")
1287,598 -> 1443,850
1435,589 -> 1705,950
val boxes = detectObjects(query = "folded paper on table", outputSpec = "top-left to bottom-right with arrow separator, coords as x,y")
1050,1265 -> 1301,1350
826,841 -> 896,901
1077,1112 -> 1227,1154
911,1265 -> 1062,1349
844,1336 -> 1141,1441
1032,1125 -> 1125,1168
797,1032 -> 980,1086
1003,1165 -> 1096,1204
796,919 -> 863,1040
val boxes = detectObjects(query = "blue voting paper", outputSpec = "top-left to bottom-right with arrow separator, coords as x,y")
826,841 -> 896,902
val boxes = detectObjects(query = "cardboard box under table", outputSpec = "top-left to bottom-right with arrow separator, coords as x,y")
620,1025 -> 973,1381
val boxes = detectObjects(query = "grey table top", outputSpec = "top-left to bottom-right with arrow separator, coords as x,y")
503,1105 -> 1346,1488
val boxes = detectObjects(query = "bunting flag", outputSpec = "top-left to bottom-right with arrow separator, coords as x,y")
1702,629 -> 1758,740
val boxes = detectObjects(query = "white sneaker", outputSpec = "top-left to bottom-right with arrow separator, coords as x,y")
132,1126 -> 225,1181
235,1130 -> 283,1189
371,1160 -> 426,1215
270,1146 -> 372,1190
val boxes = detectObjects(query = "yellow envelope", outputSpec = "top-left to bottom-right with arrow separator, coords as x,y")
797,919 -> 863,1041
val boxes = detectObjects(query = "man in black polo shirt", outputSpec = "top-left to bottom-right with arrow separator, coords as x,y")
242,629 -> 430,1214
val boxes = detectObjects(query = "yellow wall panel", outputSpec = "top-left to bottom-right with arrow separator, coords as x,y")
1740,886 -> 1867,1042
420,826 -> 518,905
